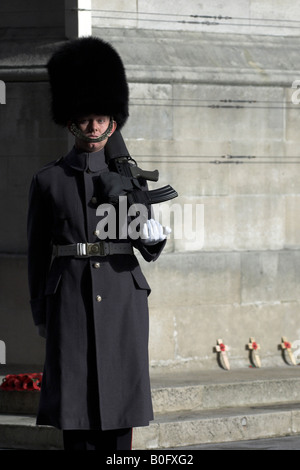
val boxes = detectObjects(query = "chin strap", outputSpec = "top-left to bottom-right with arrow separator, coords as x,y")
69,117 -> 114,143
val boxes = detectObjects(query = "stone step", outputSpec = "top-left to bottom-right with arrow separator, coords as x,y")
1,367 -> 300,449
0,390 -> 39,415
134,402 -> 300,450
0,415 -> 62,450
1,402 -> 300,450
1,367 -> 300,415
150,367 -> 300,414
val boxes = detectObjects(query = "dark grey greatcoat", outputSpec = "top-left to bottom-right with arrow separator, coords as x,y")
27,132 -> 165,431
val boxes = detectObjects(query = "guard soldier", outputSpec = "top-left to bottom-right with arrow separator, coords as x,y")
27,37 -> 172,451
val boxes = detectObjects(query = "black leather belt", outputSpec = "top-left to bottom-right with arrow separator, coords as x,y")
53,242 -> 133,258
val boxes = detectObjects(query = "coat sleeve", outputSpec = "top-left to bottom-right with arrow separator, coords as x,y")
27,175 -> 53,326
133,237 -> 167,262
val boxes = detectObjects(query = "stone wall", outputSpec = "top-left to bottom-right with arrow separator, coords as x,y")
94,23 -> 300,370
1,1 -> 300,371
92,0 -> 300,36
0,1 -> 66,369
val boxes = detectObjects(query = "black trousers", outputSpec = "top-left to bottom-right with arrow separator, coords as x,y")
63,428 -> 133,451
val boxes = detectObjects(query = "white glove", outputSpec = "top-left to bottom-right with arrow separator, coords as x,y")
141,219 -> 171,245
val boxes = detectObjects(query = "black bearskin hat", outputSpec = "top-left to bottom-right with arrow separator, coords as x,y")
47,36 -> 129,129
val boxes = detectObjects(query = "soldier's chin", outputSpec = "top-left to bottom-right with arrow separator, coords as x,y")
84,140 -> 107,152
68,119 -> 114,143
88,140 -> 102,149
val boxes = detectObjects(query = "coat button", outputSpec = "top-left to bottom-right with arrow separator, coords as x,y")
91,196 -> 97,204
93,262 -> 100,269
96,295 -> 102,302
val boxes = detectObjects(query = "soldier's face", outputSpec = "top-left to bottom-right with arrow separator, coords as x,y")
75,114 -> 117,152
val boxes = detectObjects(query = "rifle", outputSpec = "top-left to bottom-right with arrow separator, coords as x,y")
99,155 -> 178,206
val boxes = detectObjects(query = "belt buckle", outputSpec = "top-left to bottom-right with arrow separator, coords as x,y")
76,242 -> 107,257
76,243 -> 88,257
87,242 -> 106,256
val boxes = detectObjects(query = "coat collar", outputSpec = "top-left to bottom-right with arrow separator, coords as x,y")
64,146 -> 108,172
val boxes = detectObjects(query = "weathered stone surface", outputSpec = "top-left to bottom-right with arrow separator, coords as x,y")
1,1 -> 300,372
